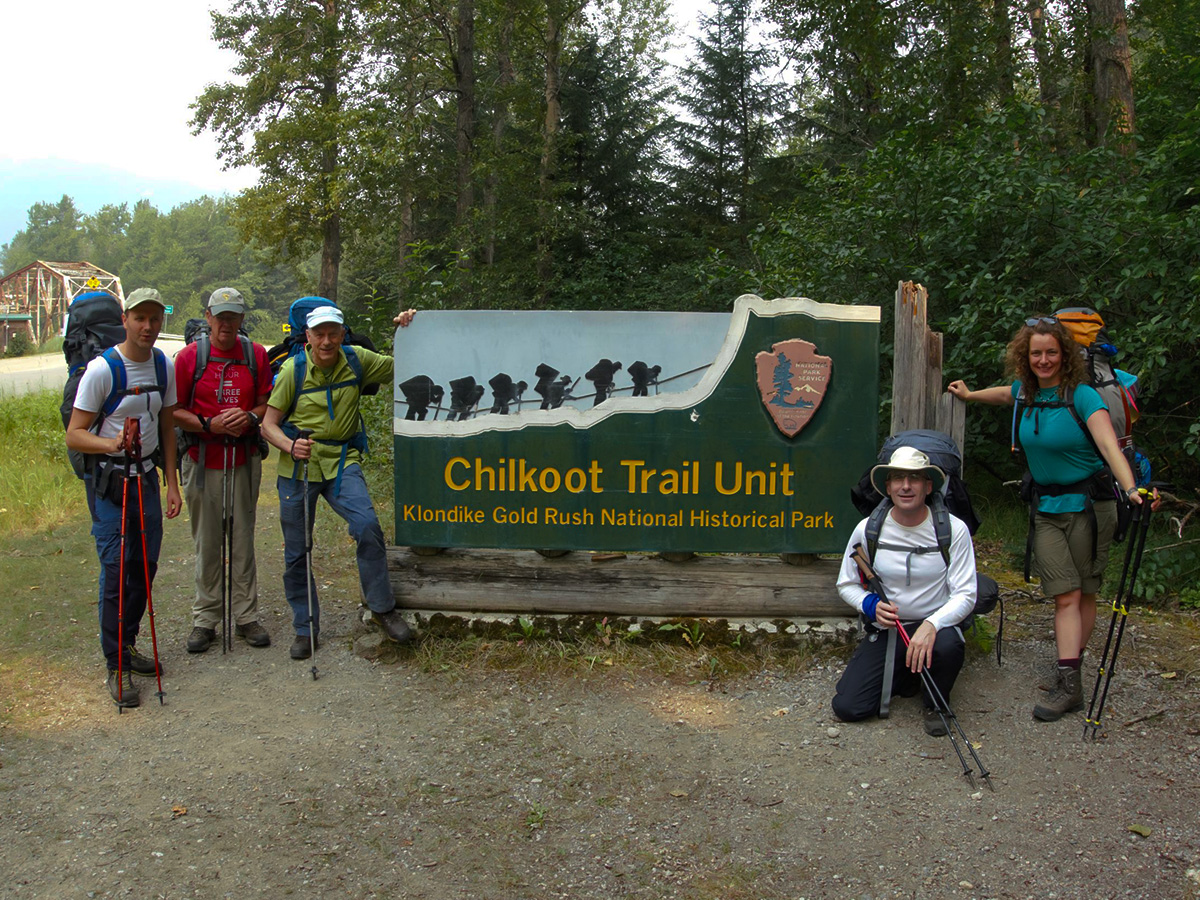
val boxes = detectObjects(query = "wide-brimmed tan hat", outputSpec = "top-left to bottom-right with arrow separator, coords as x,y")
870,446 -> 946,495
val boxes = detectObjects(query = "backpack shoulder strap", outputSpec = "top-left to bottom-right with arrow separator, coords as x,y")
152,347 -> 168,394
864,500 -> 890,565
284,351 -> 308,423
193,334 -> 212,397
238,335 -> 259,386
342,344 -> 364,385
929,493 -> 952,567
100,347 -> 127,418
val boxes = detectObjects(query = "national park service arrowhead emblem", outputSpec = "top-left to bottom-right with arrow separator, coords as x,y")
754,339 -> 832,438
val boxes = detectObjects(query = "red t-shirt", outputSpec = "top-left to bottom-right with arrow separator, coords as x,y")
175,338 -> 273,468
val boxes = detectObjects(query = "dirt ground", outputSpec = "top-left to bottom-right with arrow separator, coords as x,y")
2,500 -> 1200,900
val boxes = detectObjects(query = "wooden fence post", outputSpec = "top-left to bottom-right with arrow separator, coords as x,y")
891,281 -> 965,453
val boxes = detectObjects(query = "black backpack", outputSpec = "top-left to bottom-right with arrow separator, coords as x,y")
851,429 -> 1002,663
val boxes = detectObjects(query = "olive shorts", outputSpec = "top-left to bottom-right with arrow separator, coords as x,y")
1033,500 -> 1118,597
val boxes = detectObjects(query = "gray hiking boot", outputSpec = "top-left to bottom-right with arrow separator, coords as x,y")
369,608 -> 412,644
107,669 -> 141,708
127,646 -> 163,678
923,706 -> 949,737
236,622 -> 271,648
1033,665 -> 1084,721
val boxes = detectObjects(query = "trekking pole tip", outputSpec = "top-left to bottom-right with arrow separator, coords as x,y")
311,665 -> 318,681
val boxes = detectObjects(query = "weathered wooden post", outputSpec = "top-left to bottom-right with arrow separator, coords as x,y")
891,281 -> 965,452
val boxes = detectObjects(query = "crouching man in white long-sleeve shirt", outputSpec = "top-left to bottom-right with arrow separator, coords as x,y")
832,446 -> 977,736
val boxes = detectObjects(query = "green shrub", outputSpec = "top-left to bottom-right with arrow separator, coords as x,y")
4,330 -> 33,358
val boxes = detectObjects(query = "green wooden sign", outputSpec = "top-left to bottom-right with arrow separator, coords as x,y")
393,295 -> 879,554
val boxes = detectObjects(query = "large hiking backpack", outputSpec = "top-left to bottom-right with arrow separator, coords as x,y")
850,429 -> 1002,664
266,296 -> 380,397
1013,308 -> 1145,477
59,292 -> 168,479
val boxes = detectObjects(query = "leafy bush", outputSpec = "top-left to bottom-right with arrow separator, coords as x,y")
4,331 -> 33,358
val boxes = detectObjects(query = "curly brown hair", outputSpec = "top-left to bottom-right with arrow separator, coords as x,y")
1003,314 -> 1086,400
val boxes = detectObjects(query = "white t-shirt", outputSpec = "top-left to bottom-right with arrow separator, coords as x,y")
74,347 -> 177,470
837,508 -> 977,631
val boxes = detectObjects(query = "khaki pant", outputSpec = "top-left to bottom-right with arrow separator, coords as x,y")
183,452 -> 262,629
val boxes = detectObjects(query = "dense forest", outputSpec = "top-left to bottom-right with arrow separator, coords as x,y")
2,0 -> 1197,488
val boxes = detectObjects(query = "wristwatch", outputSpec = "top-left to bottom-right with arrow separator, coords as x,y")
199,415 -> 211,433
1125,486 -> 1138,498
247,411 -> 261,428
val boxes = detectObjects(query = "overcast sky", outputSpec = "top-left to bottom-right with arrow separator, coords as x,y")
1,0 -> 709,250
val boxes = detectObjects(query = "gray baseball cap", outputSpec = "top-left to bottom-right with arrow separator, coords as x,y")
124,287 -> 166,311
208,287 -> 246,316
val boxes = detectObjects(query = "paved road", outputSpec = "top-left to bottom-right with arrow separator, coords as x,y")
0,340 -> 185,399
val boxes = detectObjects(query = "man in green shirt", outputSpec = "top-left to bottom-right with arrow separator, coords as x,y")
261,304 -> 416,660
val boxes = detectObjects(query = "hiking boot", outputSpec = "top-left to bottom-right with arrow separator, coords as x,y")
1040,652 -> 1085,691
187,627 -> 216,654
126,646 -> 163,678
236,622 -> 271,648
369,608 -> 412,644
1033,666 -> 1084,722
107,669 -> 140,708
923,706 -> 949,737
290,634 -> 319,660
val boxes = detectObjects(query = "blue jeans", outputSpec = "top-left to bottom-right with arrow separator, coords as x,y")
278,465 -> 393,637
86,468 -> 163,670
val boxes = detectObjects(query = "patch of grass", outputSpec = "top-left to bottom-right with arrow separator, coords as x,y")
0,390 -> 86,537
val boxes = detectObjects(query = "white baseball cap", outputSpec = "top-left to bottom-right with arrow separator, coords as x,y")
306,306 -> 345,329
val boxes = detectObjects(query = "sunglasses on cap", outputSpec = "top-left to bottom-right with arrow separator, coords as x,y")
1025,316 -> 1058,327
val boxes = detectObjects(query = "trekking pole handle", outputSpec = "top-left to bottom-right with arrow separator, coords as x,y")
121,417 -> 143,463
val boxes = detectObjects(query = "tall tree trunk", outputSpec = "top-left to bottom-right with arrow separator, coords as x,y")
484,13 -> 515,268
537,10 -> 563,290
454,0 -> 476,272
318,0 -> 342,301
1027,1 -> 1059,137
396,189 -> 415,308
1085,0 -> 1136,154
994,0 -> 1014,101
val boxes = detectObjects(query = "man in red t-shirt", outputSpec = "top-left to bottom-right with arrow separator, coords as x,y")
173,288 -> 273,653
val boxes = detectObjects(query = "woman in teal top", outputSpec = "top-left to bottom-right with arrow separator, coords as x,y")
948,315 -> 1142,723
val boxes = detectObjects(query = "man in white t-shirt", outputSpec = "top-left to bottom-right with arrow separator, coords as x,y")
832,447 -> 977,736
66,287 -> 182,709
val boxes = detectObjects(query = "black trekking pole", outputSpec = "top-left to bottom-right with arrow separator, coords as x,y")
1084,492 -> 1154,740
852,544 -> 994,791
221,440 -> 231,654
298,428 -> 318,680
128,420 -> 165,705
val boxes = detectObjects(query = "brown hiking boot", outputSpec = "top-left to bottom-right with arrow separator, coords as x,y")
107,669 -> 141,708
236,622 -> 271,648
187,627 -> 216,654
369,608 -> 412,644
1033,666 -> 1084,721
1040,652 -> 1085,691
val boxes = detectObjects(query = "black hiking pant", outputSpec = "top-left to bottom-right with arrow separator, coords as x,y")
832,621 -> 965,722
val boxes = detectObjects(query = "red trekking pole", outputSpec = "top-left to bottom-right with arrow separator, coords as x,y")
114,422 -> 134,712
125,419 -> 166,705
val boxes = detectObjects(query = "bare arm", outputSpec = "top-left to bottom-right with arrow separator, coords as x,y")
1085,409 -> 1142,505
947,381 -> 1015,407
261,405 -> 312,459
65,408 -> 121,455
159,404 -> 182,518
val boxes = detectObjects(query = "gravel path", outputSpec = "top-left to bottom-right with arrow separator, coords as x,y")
2,506 -> 1199,899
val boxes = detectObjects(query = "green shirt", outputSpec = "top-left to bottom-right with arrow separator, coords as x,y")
268,345 -> 393,483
